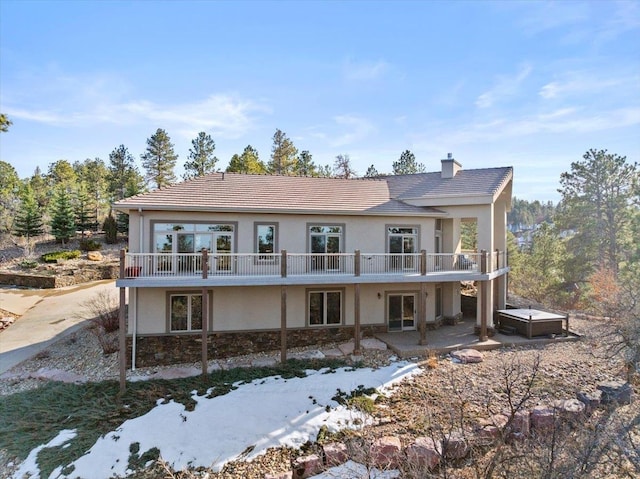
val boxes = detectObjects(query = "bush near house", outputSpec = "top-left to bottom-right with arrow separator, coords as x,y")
40,250 -> 81,263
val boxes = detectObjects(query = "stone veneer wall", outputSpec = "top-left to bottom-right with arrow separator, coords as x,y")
127,325 -> 388,367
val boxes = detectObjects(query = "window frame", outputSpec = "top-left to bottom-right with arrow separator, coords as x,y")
166,290 -> 213,333
306,288 -> 345,327
254,222 -> 279,262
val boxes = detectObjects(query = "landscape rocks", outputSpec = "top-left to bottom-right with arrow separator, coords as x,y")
577,390 -> 602,412
265,471 -> 292,479
322,442 -> 348,466
530,406 -> 556,432
370,436 -> 402,469
292,454 -> 322,479
442,430 -> 469,460
552,398 -> 586,422
450,348 -> 483,363
597,380 -> 634,405
87,251 -> 103,261
405,436 -> 440,470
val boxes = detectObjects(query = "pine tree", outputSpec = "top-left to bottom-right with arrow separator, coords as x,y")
268,129 -> 298,175
141,128 -> 178,188
183,132 -> 218,180
364,165 -> 380,177
50,187 -> 76,245
294,150 -> 317,176
14,186 -> 44,240
75,186 -> 98,236
108,145 -> 143,200
103,213 -> 118,244
392,150 -> 426,175
226,145 -> 266,174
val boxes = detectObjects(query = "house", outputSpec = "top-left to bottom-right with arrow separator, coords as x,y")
113,156 -> 512,374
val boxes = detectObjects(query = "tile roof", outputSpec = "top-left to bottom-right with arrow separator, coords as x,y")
114,166 -> 512,216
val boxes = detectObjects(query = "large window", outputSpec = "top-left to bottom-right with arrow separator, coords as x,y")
308,290 -> 343,326
153,223 -> 235,273
169,292 -> 204,332
309,224 -> 343,271
387,226 -> 418,271
255,223 -> 277,260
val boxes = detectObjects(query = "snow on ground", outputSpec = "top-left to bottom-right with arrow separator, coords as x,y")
310,460 -> 400,478
16,361 -> 420,479
10,429 -> 77,479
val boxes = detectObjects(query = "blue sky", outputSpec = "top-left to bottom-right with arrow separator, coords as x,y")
1,0 -> 638,201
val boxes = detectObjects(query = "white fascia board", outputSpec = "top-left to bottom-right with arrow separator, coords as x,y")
401,194 -> 494,207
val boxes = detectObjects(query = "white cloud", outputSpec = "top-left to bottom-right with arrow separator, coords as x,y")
342,58 -> 390,81
475,63 -> 533,108
539,73 -> 635,100
329,114 -> 376,147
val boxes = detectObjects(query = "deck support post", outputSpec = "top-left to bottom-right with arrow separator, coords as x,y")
354,283 -> 361,355
419,282 -> 428,345
201,249 -> 209,378
280,285 -> 287,362
421,250 -> 427,275
118,249 -> 127,393
480,280 -> 488,342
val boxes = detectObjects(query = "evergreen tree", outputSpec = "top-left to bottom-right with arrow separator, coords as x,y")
364,164 -> 380,177
557,149 -> 639,279
0,113 -> 12,132
74,157 -> 109,228
392,150 -> 425,175
0,160 -> 21,234
75,185 -> 98,236
333,154 -> 356,179
50,187 -> 76,245
226,145 -> 266,174
183,132 -> 218,180
29,167 -> 49,210
108,145 -> 142,200
103,213 -> 118,244
14,186 -> 44,240
141,128 -> 178,188
294,150 -> 317,176
268,129 -> 298,175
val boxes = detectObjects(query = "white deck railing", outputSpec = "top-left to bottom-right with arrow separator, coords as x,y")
121,251 -> 502,279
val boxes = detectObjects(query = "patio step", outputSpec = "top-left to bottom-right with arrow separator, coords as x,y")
498,325 -> 517,335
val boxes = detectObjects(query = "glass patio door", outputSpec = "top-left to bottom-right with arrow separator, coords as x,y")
388,293 -> 416,332
388,228 -> 417,271
214,233 -> 233,272
310,229 -> 341,271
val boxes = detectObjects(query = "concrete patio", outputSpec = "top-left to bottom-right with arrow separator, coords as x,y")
375,318 -> 580,358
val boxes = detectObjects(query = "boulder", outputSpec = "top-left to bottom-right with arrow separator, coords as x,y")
360,338 -> 388,350
476,414 -> 508,443
509,410 -> 530,436
597,380 -> 634,405
551,398 -> 586,422
530,406 -> 556,432
370,436 -> 402,468
292,454 -> 322,479
451,349 -> 483,364
406,437 -> 440,470
265,473 -> 292,479
322,442 -> 348,466
577,390 -> 602,412
87,251 -> 103,261
442,430 -> 469,459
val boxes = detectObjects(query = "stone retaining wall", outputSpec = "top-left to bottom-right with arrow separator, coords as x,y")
0,264 -> 119,289
127,325 -> 387,367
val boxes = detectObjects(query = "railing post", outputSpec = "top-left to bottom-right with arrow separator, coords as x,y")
495,248 -> 500,271
355,250 -> 361,277
281,250 -> 287,278
201,249 -> 208,378
480,250 -> 488,274
202,249 -> 208,279
421,250 -> 427,275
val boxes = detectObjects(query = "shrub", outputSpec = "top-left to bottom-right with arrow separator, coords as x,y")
79,239 -> 102,252
19,259 -> 38,269
41,250 -> 81,263
103,214 -> 118,244
77,290 -> 120,354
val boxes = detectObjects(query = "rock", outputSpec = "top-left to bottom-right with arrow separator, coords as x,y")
31,368 -> 87,384
442,430 -> 469,459
152,366 -> 201,380
370,436 -> 402,468
597,380 -> 634,405
450,349 -> 483,364
406,437 -> 440,470
290,350 -> 325,360
509,410 -> 530,436
476,414 -> 508,443
292,454 -> 322,478
251,357 -> 278,367
321,348 -> 344,358
360,338 -> 387,350
552,398 -> 586,422
338,341 -> 355,355
530,406 -> 556,432
322,442 -> 348,466
265,472 -> 292,479
87,251 -> 103,261
577,390 -> 602,412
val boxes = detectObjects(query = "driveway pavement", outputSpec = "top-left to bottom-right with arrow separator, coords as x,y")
0,280 -> 117,374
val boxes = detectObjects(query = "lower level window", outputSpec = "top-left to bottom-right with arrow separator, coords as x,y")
170,293 -> 203,331
308,290 -> 342,326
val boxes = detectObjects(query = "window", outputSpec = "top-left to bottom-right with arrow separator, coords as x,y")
153,222 -> 236,273
308,224 -> 343,271
308,290 -> 343,326
169,293 -> 205,332
387,226 -> 418,271
255,223 -> 277,259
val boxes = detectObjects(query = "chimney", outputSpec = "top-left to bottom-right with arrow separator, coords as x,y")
441,153 -> 462,179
